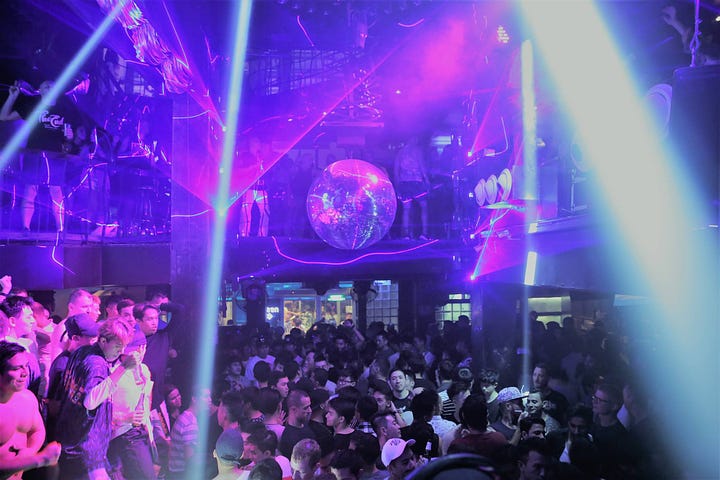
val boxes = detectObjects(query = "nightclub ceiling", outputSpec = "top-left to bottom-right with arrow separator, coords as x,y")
0,1 -> 686,124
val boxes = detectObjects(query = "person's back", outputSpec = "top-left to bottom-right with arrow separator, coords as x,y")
212,428 -> 247,480
448,393 -> 507,462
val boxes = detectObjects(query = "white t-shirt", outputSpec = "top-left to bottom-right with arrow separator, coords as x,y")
245,355 -> 276,382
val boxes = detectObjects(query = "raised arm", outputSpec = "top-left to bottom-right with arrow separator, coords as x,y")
0,84 -> 21,122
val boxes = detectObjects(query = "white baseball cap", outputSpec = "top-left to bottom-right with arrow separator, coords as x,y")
381,438 -> 416,467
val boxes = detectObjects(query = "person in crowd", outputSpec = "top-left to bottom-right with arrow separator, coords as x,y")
368,380 -> 395,417
151,383 -> 182,449
150,383 -> 182,475
447,393 -> 507,462
387,368 -> 413,423
308,388 -> 330,426
116,299 -> 136,327
525,388 -> 562,434
136,304 -> 174,410
242,387 -> 265,423
268,371 -> 290,399
0,341 -> 62,479
518,416 -> 546,441
249,457 -> 283,480
241,429 -> 292,479
439,381 -> 472,452
46,313 -> 99,442
102,294 -> 123,321
212,428 -> 247,480
590,383 -> 631,478
620,380 -> 670,477
108,329 -> 156,480
55,318 -> 137,479
224,356 -> 247,392
532,363 -> 569,424
167,388 -> 212,479
329,449 -> 363,480
1,296 -> 37,353
356,395 -> 379,436
253,361 -> 272,389
516,438 -> 551,480
479,368 -> 501,423
51,289 -> 95,362
374,332 -> 393,365
256,387 -> 285,439
381,438 -> 417,480
428,389 -> 457,452
0,296 -> 41,395
278,389 -> 315,458
246,337 -> 275,385
325,396 -> 360,450
371,411 -> 402,450
401,389 -> 440,459
552,404 -> 593,463
290,439 -> 332,480
31,300 -> 54,396
490,386 -> 525,441
0,276 -> 12,303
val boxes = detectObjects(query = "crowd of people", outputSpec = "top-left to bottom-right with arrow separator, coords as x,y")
0,274 -> 674,480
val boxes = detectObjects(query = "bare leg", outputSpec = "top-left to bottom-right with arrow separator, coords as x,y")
256,190 -> 269,237
239,191 -> 252,237
419,198 -> 429,238
48,185 -> 64,231
21,184 -> 38,230
401,198 -> 412,238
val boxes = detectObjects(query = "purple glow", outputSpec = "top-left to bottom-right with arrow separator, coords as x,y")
297,16 -> 315,47
271,236 -> 439,266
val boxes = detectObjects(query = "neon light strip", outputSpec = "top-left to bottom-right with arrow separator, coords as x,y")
271,236 -> 439,266
297,16 -> 315,47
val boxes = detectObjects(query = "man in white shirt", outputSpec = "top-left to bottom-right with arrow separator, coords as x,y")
245,337 -> 275,385
55,318 -> 137,480
108,329 -> 155,479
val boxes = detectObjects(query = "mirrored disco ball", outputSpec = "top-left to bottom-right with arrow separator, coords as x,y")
307,159 -> 397,250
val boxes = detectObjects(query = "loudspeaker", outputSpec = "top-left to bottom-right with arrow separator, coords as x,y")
669,65 -> 720,228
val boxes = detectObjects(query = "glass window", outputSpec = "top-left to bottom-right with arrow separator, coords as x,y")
436,293 -> 471,325
366,280 -> 399,327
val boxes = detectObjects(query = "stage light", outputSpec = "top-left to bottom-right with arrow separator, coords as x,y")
521,2 -> 716,476
193,2 -> 252,480
523,251 -> 537,285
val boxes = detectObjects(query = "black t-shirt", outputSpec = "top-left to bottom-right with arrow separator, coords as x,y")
17,97 -> 80,153
543,389 -> 569,424
392,393 -> 413,415
279,424 -> 316,458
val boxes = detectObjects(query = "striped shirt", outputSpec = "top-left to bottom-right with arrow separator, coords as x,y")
168,409 -> 198,473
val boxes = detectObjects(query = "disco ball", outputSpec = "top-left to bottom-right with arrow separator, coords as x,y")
307,159 -> 397,250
